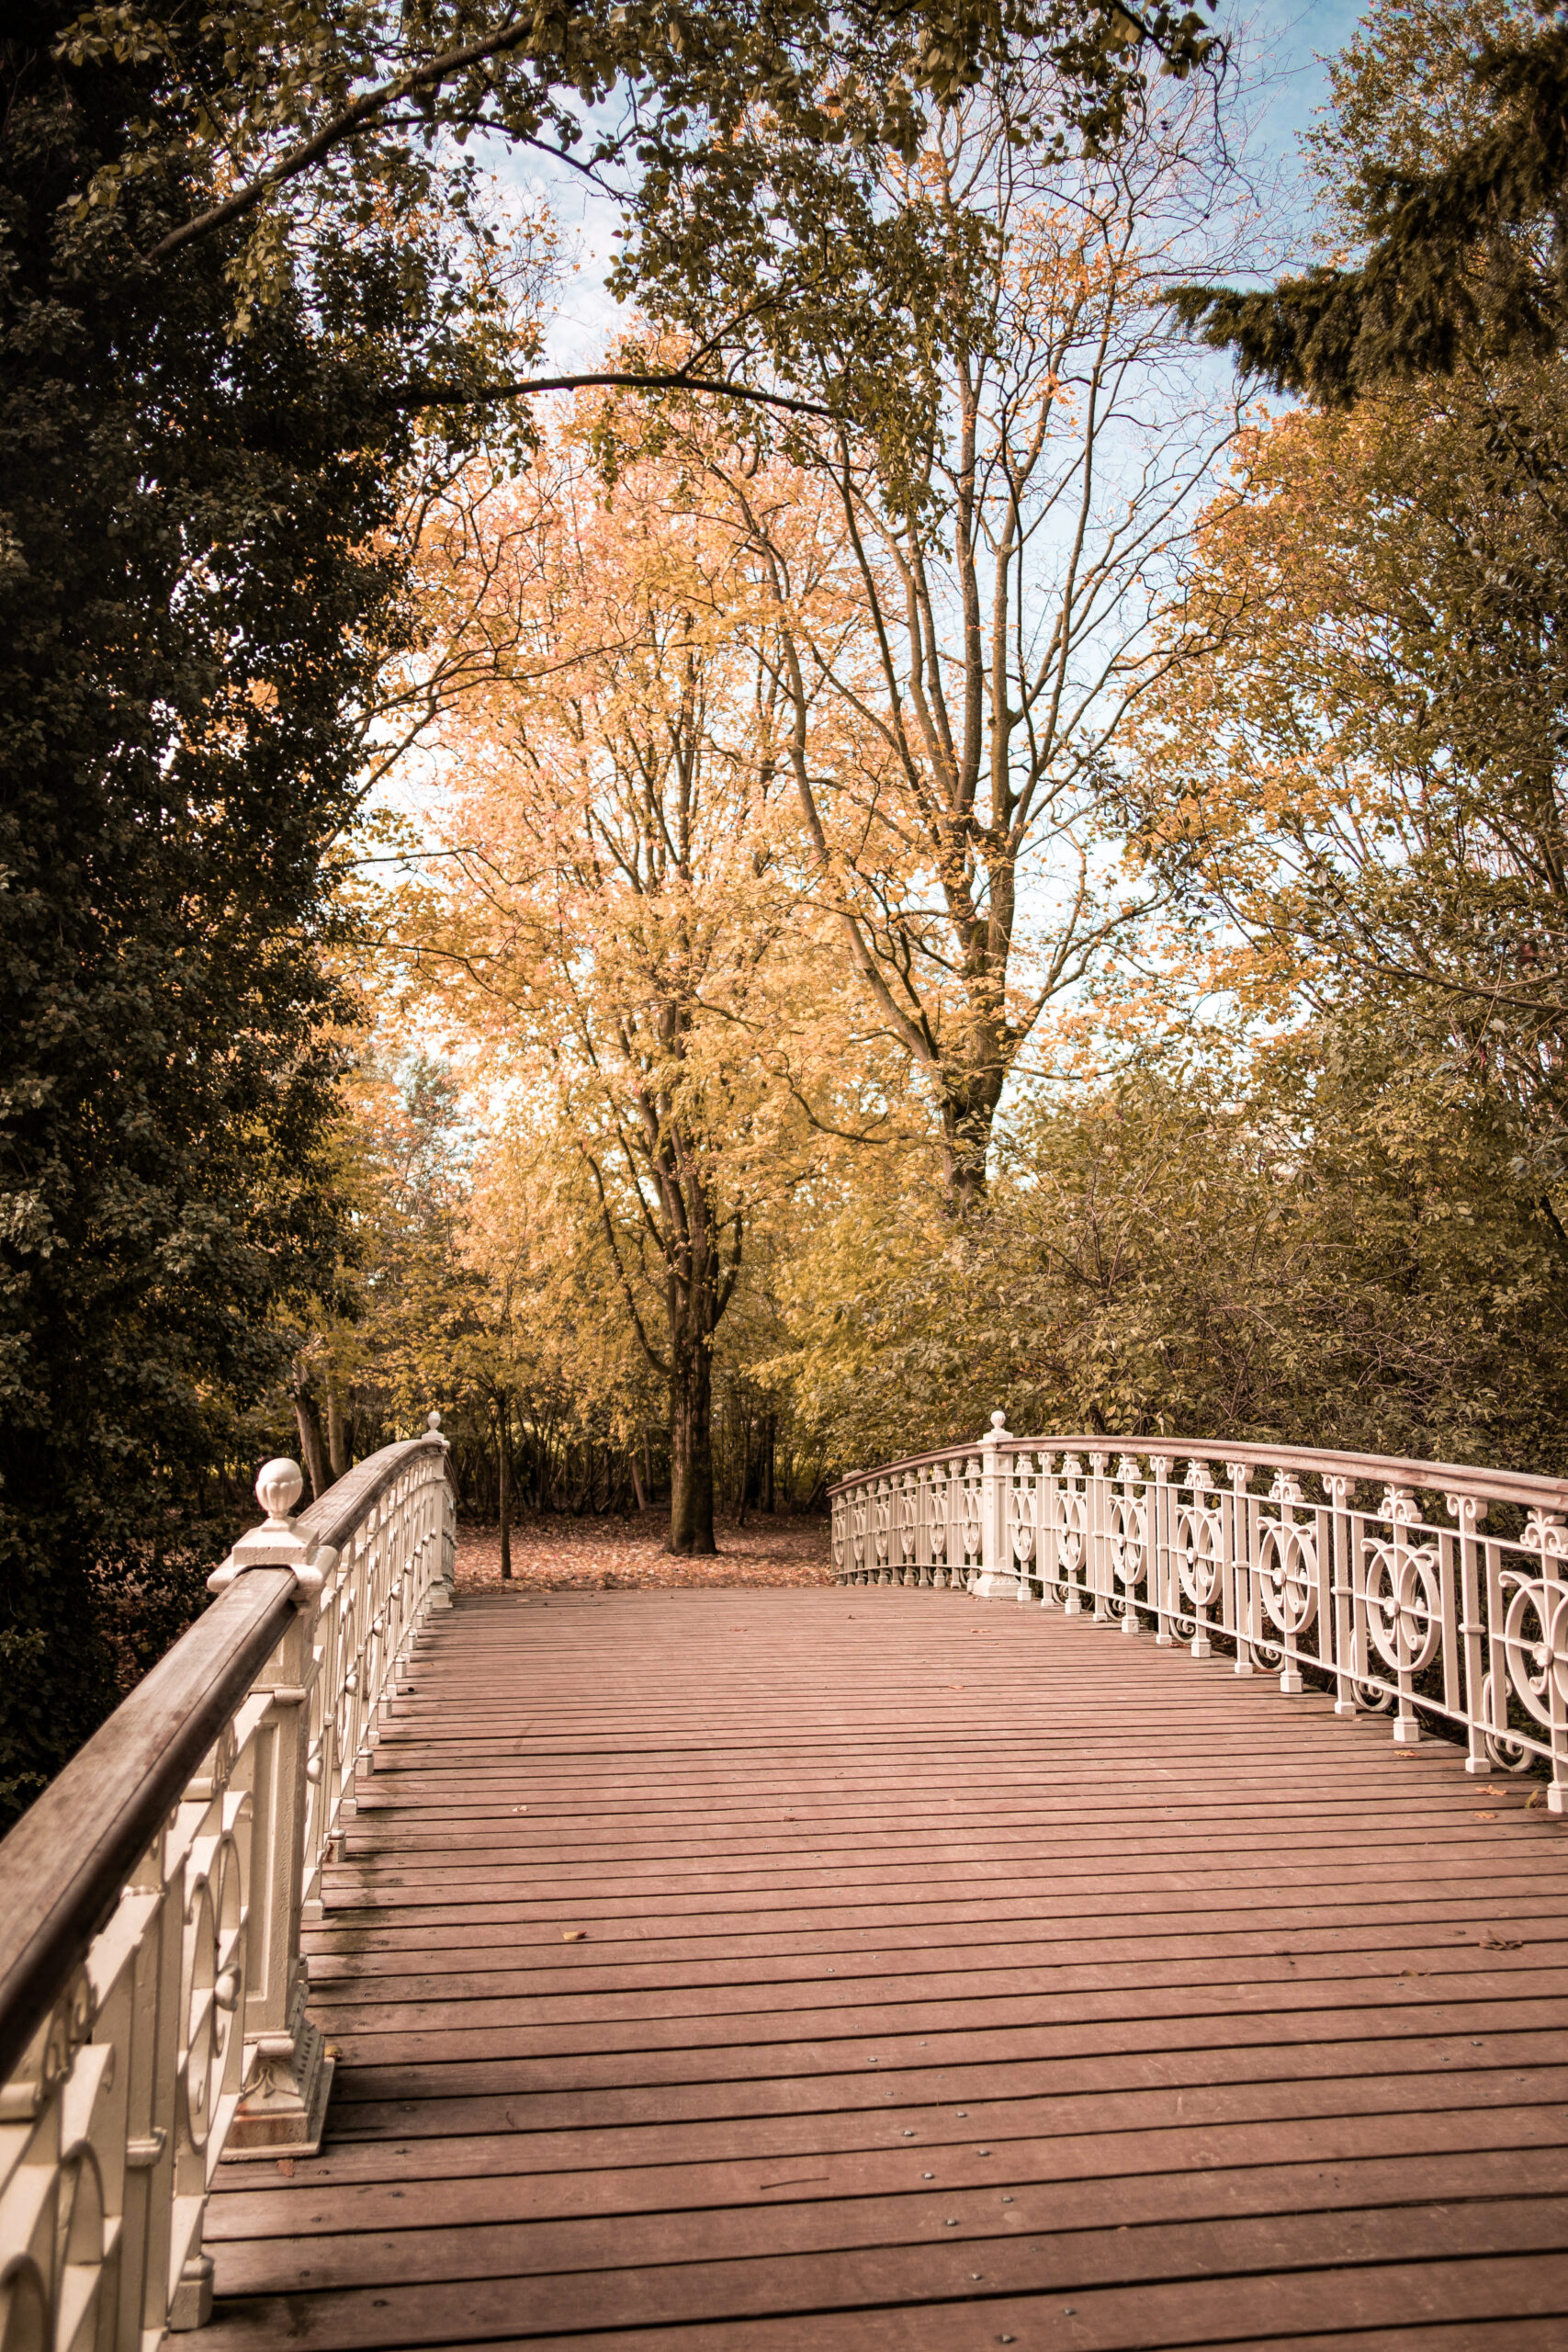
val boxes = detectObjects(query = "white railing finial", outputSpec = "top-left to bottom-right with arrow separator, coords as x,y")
207,1455 -> 330,1599
255,1455 -> 304,1524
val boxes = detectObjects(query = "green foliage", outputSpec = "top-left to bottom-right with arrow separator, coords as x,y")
47,0 -> 1220,447
1122,352 -> 1568,1192
780,1023 -> 1568,1476
1174,0 -> 1568,400
0,5 -> 491,1826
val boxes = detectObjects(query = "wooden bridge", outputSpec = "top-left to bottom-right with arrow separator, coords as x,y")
5,1427 -> 1568,2349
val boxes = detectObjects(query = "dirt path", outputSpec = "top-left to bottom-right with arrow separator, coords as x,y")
454,1507 -> 833,1592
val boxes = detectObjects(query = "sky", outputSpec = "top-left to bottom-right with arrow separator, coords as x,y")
513,0 -> 1375,375
1250,0 -> 1370,147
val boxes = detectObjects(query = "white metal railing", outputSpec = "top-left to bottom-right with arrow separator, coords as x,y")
830,1414 -> 1568,1808
0,1423 -> 456,2347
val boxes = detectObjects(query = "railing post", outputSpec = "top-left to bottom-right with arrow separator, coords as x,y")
1450,1493 -> 1489,1772
972,1410 -> 1018,1600
1226,1461 -> 1253,1670
1150,1456 -> 1174,1645
429,1411 -> 457,1608
206,1459 -> 334,2158
1089,1453 -> 1111,1621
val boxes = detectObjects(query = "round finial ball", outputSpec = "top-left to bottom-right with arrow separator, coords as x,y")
990,1409 -> 1009,1431
255,1457 -> 304,1521
427,1408 -> 442,1432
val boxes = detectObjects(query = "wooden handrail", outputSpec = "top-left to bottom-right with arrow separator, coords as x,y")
297,1432 -> 450,1553
829,1430 -> 1568,1512
0,1428 -> 457,2342
0,1568 -> 297,2085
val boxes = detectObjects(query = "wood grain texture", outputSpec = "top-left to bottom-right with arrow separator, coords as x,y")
0,1563 -> 298,2081
202,1585 -> 1568,2349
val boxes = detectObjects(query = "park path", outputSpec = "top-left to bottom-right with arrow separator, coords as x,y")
199,1584 -> 1568,2348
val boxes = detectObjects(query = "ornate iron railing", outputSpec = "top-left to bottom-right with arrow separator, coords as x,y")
830,1416 -> 1568,1808
0,1426 -> 456,2347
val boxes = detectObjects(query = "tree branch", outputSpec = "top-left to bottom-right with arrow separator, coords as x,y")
143,14 -> 542,265
386,368 -> 835,419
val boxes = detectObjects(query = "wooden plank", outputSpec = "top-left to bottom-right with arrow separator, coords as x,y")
310,1979 -> 1568,2069
302,1906 -> 1568,1968
215,2064 -> 1568,2189
210,2149 -> 1568,2293
321,2279 -> 1568,2352
206,2118 -> 1568,2245
205,1587 -> 1568,2348
316,2034 -> 1568,2140
200,2205 -> 1568,2345
301,1948 -> 1568,2021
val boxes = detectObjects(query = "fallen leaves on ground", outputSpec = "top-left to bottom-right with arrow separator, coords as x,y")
455,1508 -> 833,1593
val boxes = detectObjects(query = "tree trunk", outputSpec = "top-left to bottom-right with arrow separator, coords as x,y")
291,1366 -> 330,1502
325,1377 -> 349,1479
668,1334 -> 716,1555
761,1412 -> 775,1514
629,1444 -> 647,1511
497,1397 -> 512,1582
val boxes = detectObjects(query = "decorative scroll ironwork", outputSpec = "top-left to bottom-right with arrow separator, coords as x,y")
829,1424 -> 1568,1808
879,1481 -> 897,1579
0,1428 -> 457,2349
959,1458 -> 984,1571
1173,1459 -> 1222,1657
929,1464 -> 950,1578
1053,1455 -> 1089,1611
1107,1456 -> 1150,1627
897,1474 -> 918,1581
1008,1464 -> 1036,1582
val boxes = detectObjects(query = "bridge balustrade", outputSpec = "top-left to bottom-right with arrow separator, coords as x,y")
831,1412 -> 1568,1806
0,1425 -> 456,2350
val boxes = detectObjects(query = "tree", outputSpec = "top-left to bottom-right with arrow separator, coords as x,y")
1127,1 -> 1568,1198
1128,359 -> 1568,1175
411,428 -> 837,1550
776,1023 -> 1568,1476
0,5 -> 517,1824
669,58 -> 1255,1204
54,0 -> 1222,401
1174,1 -> 1568,400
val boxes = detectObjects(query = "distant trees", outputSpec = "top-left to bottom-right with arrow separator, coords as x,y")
773,1025 -> 1568,1477
406,433 -> 869,1551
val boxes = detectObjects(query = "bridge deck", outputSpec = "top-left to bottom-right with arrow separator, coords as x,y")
202,1585 -> 1568,2350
